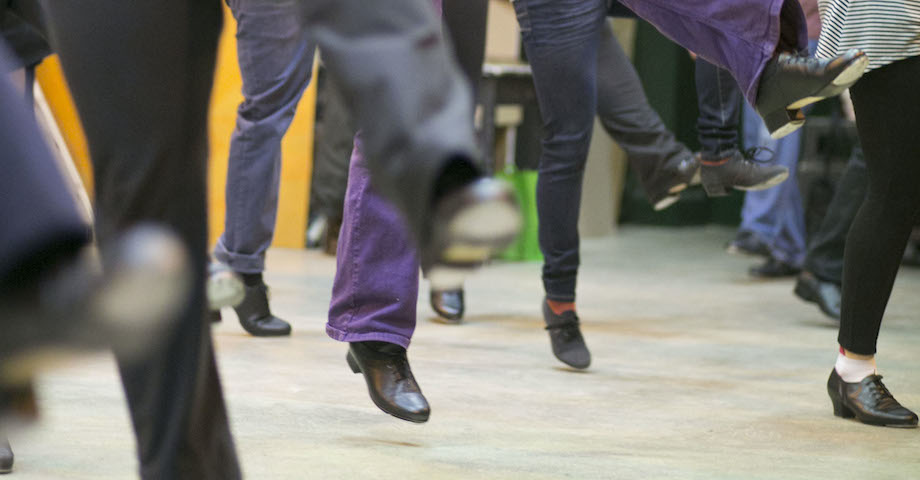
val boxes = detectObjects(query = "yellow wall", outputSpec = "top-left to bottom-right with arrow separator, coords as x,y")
34,5 -> 316,249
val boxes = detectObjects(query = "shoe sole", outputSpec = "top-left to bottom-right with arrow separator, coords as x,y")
429,194 -> 522,290
734,170 -> 790,192
653,195 -> 680,211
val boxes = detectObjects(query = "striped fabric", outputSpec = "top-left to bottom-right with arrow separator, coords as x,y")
816,0 -> 920,71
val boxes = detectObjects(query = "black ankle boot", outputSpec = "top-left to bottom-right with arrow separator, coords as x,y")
755,49 -> 868,138
430,288 -> 464,323
827,369 -> 918,427
700,150 -> 789,197
542,300 -> 590,370
0,437 -> 12,473
346,341 -> 430,423
233,283 -> 291,337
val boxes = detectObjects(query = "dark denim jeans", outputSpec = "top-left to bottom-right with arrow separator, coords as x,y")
694,58 -> 742,160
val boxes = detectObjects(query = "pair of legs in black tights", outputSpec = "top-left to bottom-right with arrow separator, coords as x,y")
828,54 -> 920,427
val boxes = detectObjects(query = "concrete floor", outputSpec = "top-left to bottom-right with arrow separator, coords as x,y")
8,226 -> 920,479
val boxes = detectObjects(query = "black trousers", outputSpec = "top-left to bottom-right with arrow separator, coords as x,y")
802,146 -> 867,285
37,2 -> 240,478
839,54 -> 920,355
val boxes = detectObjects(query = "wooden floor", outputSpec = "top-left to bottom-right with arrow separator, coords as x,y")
10,226 -> 920,479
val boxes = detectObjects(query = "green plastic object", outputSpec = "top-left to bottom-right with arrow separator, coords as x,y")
496,167 -> 543,262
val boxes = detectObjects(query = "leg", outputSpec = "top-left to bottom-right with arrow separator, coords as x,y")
442,0 -> 488,97
214,0 -> 315,274
327,135 -> 429,422
740,102 -> 806,276
595,20 -> 697,211
38,2 -> 240,477
828,56 -> 920,429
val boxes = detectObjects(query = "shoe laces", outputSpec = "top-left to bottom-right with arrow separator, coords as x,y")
742,146 -> 776,164
866,376 -> 900,408
546,316 -> 582,341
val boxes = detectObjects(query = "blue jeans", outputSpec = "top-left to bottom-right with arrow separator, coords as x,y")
739,101 -> 806,266
213,0 -> 316,274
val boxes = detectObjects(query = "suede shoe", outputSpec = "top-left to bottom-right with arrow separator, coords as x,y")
347,341 -> 430,423
233,283 -> 291,337
755,49 -> 868,138
828,369 -> 918,427
542,300 -> 590,370
430,288 -> 464,323
700,149 -> 789,197
794,272 -> 841,320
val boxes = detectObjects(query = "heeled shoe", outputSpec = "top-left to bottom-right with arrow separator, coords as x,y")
755,49 -> 868,138
542,300 -> 591,370
423,177 -> 521,291
346,341 -> 430,423
233,283 -> 291,337
430,288 -> 464,323
0,437 -> 12,474
827,369 -> 918,427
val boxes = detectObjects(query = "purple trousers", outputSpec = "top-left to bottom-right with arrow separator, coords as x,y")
326,136 -> 420,348
619,0 -> 806,104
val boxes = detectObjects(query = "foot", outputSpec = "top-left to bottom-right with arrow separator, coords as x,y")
0,225 -> 191,381
725,231 -> 771,258
233,283 -> 291,337
206,261 -> 245,311
794,272 -> 841,320
423,177 -> 521,291
756,49 -> 868,138
542,300 -> 590,370
827,369 -> 918,427
748,256 -> 801,278
699,150 -> 789,197
346,341 -> 430,423
646,154 -> 701,211
430,288 -> 464,323
0,437 -> 11,474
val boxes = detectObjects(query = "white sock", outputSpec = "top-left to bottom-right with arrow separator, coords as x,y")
835,352 -> 877,383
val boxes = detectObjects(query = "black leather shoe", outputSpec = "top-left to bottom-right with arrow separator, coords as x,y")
1,225 -> 191,378
646,154 -> 701,211
756,49 -> 868,138
827,369 -> 918,427
700,150 -> 789,197
423,177 -> 521,290
794,272 -> 841,320
749,256 -> 800,278
0,437 -> 12,474
725,231 -> 771,258
346,341 -> 430,423
233,283 -> 291,337
542,300 -> 590,370
430,288 -> 464,323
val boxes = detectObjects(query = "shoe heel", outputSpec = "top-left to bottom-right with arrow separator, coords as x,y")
762,108 -> 805,139
346,351 -> 361,374
701,176 -> 728,197
831,397 -> 855,418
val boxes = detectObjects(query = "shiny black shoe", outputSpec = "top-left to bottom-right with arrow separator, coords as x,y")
827,369 -> 918,427
423,177 -> 521,291
0,437 -> 11,474
700,149 -> 789,197
756,49 -> 868,138
749,256 -> 801,278
646,154 -> 701,211
725,231 -> 771,258
794,272 -> 841,320
346,341 -> 430,423
233,283 -> 291,337
542,300 -> 590,370
430,288 -> 464,323
1,225 -> 191,379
